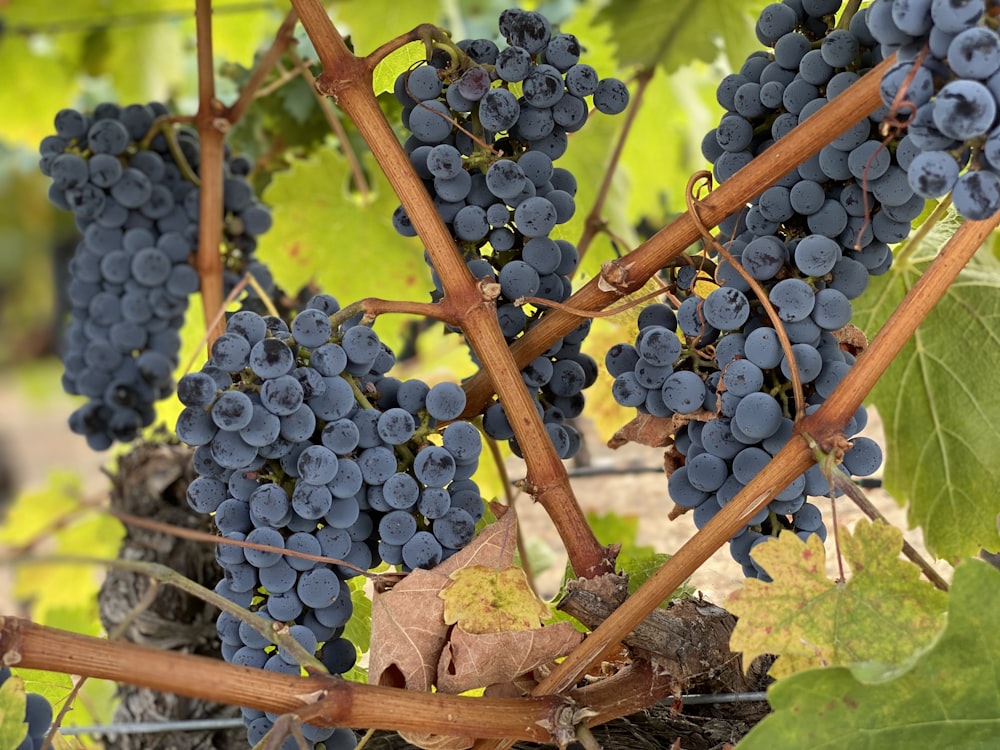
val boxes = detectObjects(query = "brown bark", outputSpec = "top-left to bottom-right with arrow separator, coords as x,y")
97,441 -> 244,750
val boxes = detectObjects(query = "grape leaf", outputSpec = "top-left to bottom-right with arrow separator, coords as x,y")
725,521 -> 948,679
852,249 -> 1000,558
0,473 -> 123,623
0,676 -> 29,750
368,507 -> 521,690
441,565 -> 549,634
736,559 -> 1000,750
435,622 -> 583,694
256,148 -> 433,354
595,0 -> 768,73
373,42 -> 428,95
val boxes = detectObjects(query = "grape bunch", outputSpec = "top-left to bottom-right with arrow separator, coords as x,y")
2,666 -> 55,750
867,0 -> 1000,219
176,296 -> 486,749
391,8 -> 628,459
610,0 -> 892,579
39,102 -> 274,450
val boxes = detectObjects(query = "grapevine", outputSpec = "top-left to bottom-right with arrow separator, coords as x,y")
2,2 -> 999,750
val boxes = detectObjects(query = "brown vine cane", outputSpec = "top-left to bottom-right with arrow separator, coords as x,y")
459,55 -> 898,423
291,0 -> 613,578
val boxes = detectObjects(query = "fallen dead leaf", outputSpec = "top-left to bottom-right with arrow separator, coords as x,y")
437,621 -> 583,694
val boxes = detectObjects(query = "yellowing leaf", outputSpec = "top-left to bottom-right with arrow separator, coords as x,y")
725,521 -> 948,679
441,565 -> 549,635
257,149 -> 433,354
737,560 -> 1000,750
0,676 -> 29,749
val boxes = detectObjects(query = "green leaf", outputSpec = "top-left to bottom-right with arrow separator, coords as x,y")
256,148 -> 433,354
344,575 -> 372,655
726,522 -> 948,679
332,1 -> 441,56
595,0 -> 767,73
736,559 -> 1000,750
0,676 -> 29,749
852,248 -> 1000,558
373,42 -> 428,96
0,472 -> 123,624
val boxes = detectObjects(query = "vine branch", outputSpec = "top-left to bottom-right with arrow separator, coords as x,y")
1,618 -> 672,744
290,0 -> 612,578
194,0 -> 227,347
460,54 -> 898,418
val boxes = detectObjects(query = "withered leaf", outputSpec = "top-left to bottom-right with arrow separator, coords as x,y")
368,568 -> 450,691
437,622 -> 584,694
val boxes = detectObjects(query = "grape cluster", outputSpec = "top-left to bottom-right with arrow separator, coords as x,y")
868,0 -> 1000,219
176,297 -> 485,749
39,103 -> 274,450
610,1 -> 891,579
2,666 -> 55,750
391,9 -> 628,459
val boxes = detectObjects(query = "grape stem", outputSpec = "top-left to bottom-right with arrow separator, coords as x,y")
685,171 -> 806,417
575,68 -> 654,265
3,617 -> 673,743
225,8 -> 301,125
289,45 -> 372,202
109,509 -> 378,580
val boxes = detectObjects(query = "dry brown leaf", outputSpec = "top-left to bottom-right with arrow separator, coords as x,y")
609,407 -> 719,450
396,731 -> 476,750
435,503 -> 518,575
608,413 -> 675,448
368,506 -> 522,691
368,568 -> 451,691
437,622 -> 585,694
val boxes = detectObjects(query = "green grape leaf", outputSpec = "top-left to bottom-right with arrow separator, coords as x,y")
852,248 -> 1000,558
373,42 -> 428,96
332,1 -> 439,56
0,676 -> 29,749
345,575 -> 373,655
595,0 -> 768,73
725,521 -> 948,679
0,473 -> 123,623
256,148 -> 433,354
736,559 -> 1000,750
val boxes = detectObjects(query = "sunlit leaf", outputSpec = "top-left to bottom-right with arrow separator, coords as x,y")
737,560 -> 1000,749
726,522 -> 948,679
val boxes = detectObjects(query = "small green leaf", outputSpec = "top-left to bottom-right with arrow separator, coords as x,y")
373,42 -> 428,96
595,0 -> 768,73
726,522 -> 948,679
736,559 -> 1000,750
853,248 -> 1000,558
